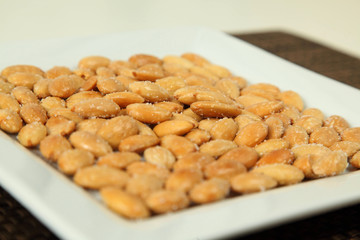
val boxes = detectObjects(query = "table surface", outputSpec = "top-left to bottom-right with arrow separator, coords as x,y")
1,31 -> 360,240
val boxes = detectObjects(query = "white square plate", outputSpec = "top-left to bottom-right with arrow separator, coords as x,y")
1,27 -> 360,240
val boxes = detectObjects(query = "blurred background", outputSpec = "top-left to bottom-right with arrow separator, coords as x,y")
1,0 -> 360,58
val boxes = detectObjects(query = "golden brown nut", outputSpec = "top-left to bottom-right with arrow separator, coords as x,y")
100,187 -> 150,219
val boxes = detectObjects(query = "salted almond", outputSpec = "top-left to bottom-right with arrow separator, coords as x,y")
245,101 -> 284,118
189,178 -> 230,204
162,62 -> 190,78
235,95 -> 268,107
291,143 -> 331,161
309,127 -> 340,147
240,87 -> 277,101
19,103 -> 47,124
234,115 -> 258,130
100,187 -> 150,219
144,146 -> 176,169
73,68 -> 95,80
280,105 -> 301,123
133,63 -> 164,81
69,130 -> 112,157
145,190 -> 189,214
74,165 -> 128,189
96,67 -> 115,78
126,103 -> 172,124
252,164 -> 304,185
181,53 -> 210,67
65,91 -> 102,109
234,121 -> 268,147
190,101 -> 242,118
195,90 -> 234,104
78,56 -> 110,70
39,134 -> 72,161
199,139 -> 237,158
97,151 -> 141,169
97,116 -> 139,148
1,65 -> 44,78
135,121 -> 157,137
173,152 -> 215,171
302,108 -> 325,121
46,116 -> 76,136
240,110 -> 263,121
40,96 -> 66,112
210,117 -> 238,141
129,81 -> 171,103
282,125 -> 309,147
293,154 -> 317,179
204,159 -> 247,180
45,66 -> 72,79
256,149 -> 294,167
11,86 -> 39,104
264,116 -> 285,139
160,135 -> 197,158
76,118 -> 106,133
47,108 -> 83,124
80,75 -> 97,91
0,109 -> 23,133
126,162 -> 170,181
104,92 -> 145,107
173,86 -> 206,105
119,135 -> 159,153
311,151 -> 348,177
129,54 -> 162,68
218,145 -> 259,169
294,115 -> 323,134
324,115 -> 350,133
245,83 -> 280,96
172,113 -> 199,127
162,55 -> 194,69
165,169 -> 203,193
58,149 -> 95,175
0,92 -> 21,113
48,75 -> 83,98
96,77 -> 126,94
341,127 -> 360,143
108,60 -> 134,73
227,76 -> 247,89
198,118 -> 218,132
279,90 -> 304,111
155,76 -> 186,94
125,174 -> 164,200
184,75 -> 215,88
0,79 -> 15,94
330,141 -> 360,157
17,122 -> 47,147
231,172 -> 277,193
190,65 -> 218,82
270,113 -> 292,128
71,98 -> 120,118
153,120 -> 194,137
254,139 -> 290,156
154,101 -> 184,113
185,129 -> 211,146
7,72 -> 42,89
182,108 -> 202,121
117,68 -> 137,79
215,78 -> 240,99
350,151 -> 360,168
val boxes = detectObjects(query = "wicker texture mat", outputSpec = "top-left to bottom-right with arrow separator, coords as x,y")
1,31 -> 360,240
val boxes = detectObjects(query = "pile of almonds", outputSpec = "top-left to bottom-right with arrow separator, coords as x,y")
0,53 -> 360,219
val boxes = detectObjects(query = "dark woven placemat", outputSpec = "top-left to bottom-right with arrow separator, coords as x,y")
235,31 -> 360,89
1,31 -> 360,240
